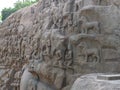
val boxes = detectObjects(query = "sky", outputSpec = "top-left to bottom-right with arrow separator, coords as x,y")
0,0 -> 22,14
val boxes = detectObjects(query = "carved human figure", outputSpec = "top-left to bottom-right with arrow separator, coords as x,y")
42,40 -> 51,56
42,46 -> 47,56
31,42 -> 39,59
63,0 -> 74,13
75,0 -> 84,11
52,36 -> 67,67
65,49 -> 73,67
19,38 -> 26,58
57,17 -> 63,29
53,50 -> 63,67
68,14 -> 73,26
14,71 -> 22,83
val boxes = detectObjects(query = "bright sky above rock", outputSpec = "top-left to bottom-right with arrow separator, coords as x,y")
0,0 -> 22,13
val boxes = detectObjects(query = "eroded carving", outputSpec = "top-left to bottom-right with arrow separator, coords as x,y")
78,41 -> 100,62
65,49 -> 73,68
80,16 -> 100,34
0,0 -> 120,90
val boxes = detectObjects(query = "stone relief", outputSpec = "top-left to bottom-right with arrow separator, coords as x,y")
79,16 -> 100,34
0,0 -> 120,90
78,41 -> 100,62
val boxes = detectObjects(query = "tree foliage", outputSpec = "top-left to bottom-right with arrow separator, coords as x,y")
14,0 -> 37,9
1,8 -> 17,21
1,0 -> 37,21
0,15 -> 2,22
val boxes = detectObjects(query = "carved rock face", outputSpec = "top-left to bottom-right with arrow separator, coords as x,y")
0,0 -> 120,90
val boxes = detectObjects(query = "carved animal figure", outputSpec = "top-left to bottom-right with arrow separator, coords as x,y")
85,48 -> 100,62
78,42 -> 100,62
79,16 -> 100,34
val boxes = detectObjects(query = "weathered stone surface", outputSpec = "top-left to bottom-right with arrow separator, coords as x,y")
71,73 -> 120,90
0,0 -> 120,90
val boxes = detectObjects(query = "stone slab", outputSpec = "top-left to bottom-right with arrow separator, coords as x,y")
71,74 -> 120,90
97,74 -> 120,80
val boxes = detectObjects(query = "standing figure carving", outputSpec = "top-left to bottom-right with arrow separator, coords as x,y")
42,40 -> 51,56
53,37 -> 67,68
65,49 -> 73,68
